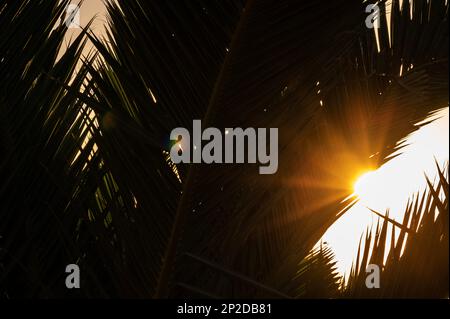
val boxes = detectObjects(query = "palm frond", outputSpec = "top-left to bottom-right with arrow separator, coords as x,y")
343,163 -> 448,298
1,0 -> 447,298
0,0 -> 102,297
82,0 -> 448,298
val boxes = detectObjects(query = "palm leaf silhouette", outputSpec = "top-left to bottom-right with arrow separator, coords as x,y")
344,163 -> 448,298
81,0 -> 447,298
0,0 -> 448,298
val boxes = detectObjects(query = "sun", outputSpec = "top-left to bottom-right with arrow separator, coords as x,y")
353,170 -> 377,202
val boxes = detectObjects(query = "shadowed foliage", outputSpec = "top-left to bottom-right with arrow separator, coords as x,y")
0,0 -> 448,298
0,0 -> 100,297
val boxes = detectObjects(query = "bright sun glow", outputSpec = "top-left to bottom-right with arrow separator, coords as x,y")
353,171 -> 377,203
316,107 -> 449,279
